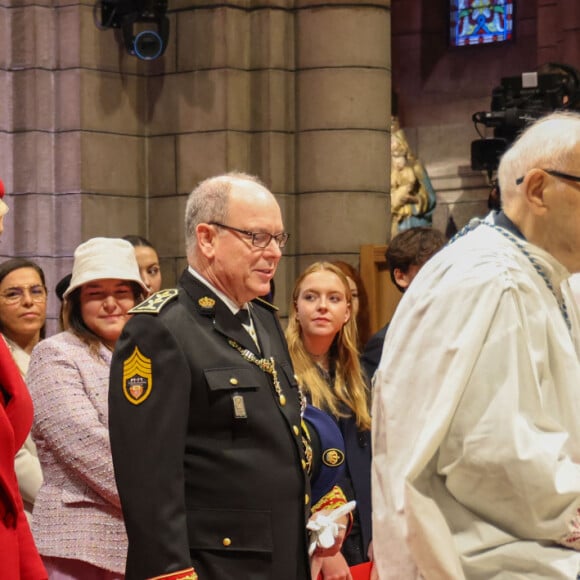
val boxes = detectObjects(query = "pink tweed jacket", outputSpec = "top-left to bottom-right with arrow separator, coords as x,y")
27,331 -> 127,574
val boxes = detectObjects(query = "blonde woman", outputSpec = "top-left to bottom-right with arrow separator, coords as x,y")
287,262 -> 372,577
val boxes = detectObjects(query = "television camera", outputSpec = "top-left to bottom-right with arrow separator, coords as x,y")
471,64 -> 580,177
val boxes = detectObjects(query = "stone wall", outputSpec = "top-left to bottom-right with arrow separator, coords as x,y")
391,0 -> 543,236
284,1 -> 391,310
0,0 -> 391,332
11,0 -> 580,332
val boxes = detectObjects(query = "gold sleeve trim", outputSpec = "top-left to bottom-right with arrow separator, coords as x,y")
311,485 -> 347,515
148,568 -> 198,580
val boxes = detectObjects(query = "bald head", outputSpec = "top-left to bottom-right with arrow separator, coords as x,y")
498,112 -> 580,272
498,112 -> 580,210
184,172 -> 269,258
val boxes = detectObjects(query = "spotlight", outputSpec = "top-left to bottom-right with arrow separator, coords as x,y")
133,29 -> 164,60
95,0 -> 169,61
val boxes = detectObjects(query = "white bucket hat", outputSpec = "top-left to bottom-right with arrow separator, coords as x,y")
63,237 -> 149,299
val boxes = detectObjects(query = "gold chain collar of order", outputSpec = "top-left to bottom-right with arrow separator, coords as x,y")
227,338 -> 305,414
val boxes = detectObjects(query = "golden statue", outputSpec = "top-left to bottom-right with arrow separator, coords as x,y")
390,117 -> 436,238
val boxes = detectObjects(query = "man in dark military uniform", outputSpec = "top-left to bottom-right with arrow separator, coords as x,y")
109,173 -> 315,580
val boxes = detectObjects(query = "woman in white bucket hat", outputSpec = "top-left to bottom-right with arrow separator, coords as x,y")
27,237 -> 147,579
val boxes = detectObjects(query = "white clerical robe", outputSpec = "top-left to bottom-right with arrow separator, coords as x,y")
372,214 -> 580,579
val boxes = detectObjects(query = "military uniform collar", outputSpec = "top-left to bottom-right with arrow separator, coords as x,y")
187,266 -> 249,316
182,269 -> 259,354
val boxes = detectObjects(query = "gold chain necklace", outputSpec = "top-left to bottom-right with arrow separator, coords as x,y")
228,339 -> 287,407
227,338 -> 306,414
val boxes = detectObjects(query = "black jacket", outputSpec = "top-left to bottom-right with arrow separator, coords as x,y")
109,270 -> 311,580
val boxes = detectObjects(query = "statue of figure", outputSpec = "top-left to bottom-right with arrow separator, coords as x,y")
390,117 -> 437,238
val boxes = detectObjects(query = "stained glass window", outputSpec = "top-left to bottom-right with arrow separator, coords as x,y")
450,0 -> 514,47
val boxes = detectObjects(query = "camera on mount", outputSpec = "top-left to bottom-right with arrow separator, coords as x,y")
471,64 -> 580,175
470,64 -> 580,210
96,0 -> 169,61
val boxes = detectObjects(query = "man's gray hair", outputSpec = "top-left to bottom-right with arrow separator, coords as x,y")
184,172 -> 264,256
498,111 -> 580,206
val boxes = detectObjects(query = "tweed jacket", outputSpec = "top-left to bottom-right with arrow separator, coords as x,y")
109,270 -> 311,580
28,331 -> 127,574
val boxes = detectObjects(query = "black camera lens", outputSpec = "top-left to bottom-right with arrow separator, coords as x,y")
133,30 -> 164,60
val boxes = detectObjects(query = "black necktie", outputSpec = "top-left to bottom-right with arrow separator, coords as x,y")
236,308 -> 250,326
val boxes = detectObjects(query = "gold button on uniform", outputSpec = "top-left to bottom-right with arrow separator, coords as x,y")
222,537 -> 232,547
305,494 -> 310,505
229,378 -> 238,385
293,425 -> 300,436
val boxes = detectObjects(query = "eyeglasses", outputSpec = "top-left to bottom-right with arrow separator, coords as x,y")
0,284 -> 47,305
210,222 -> 290,249
515,169 -> 580,186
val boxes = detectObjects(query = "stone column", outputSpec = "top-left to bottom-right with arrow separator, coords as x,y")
291,0 -> 391,290
0,0 -> 150,332
0,0 -> 392,329
149,2 -> 298,287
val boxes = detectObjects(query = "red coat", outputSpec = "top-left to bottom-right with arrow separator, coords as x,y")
0,336 -> 46,579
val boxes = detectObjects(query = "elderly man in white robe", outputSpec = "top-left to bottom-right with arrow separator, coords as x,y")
372,111 -> 580,580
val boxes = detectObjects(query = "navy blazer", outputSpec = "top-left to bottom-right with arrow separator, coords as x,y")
337,415 -> 372,559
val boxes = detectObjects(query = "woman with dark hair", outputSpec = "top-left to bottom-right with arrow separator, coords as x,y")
287,262 -> 373,578
0,258 -> 47,344
27,237 -> 147,579
0,258 -> 47,521
122,235 -> 162,295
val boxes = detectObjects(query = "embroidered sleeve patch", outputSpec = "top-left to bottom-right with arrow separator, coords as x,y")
122,347 -> 152,405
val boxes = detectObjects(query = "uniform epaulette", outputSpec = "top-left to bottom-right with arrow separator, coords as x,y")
252,296 -> 279,312
129,289 -> 179,314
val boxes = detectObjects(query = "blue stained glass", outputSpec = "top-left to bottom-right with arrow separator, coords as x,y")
450,0 -> 514,47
